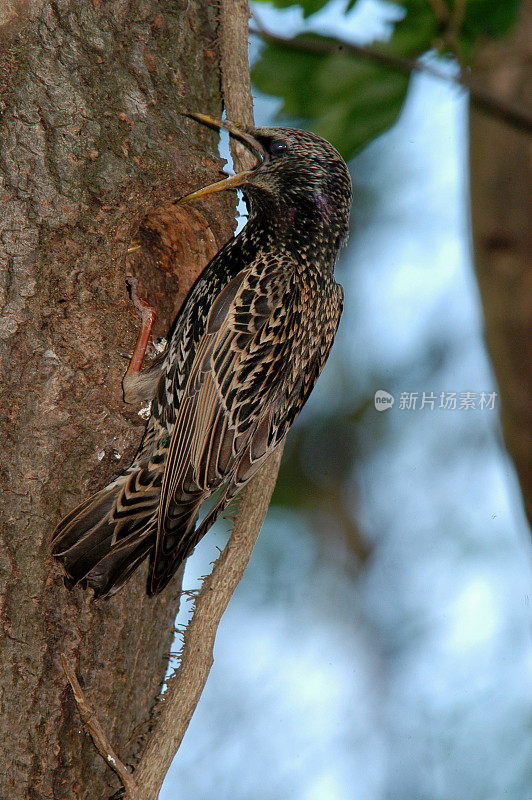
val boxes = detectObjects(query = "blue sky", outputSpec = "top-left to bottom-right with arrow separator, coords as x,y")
161,3 -> 532,798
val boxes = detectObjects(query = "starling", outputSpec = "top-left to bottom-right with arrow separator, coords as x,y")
52,115 -> 352,597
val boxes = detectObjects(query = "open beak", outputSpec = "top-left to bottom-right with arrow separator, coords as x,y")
176,113 -> 267,203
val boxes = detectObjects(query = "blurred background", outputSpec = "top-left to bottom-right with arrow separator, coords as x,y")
162,2 -> 532,798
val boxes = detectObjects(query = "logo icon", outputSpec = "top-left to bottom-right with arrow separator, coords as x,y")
374,390 -> 394,411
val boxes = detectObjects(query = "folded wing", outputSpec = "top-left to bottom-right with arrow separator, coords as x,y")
149,252 -> 302,594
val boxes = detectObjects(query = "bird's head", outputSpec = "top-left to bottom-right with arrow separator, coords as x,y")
181,114 -> 352,261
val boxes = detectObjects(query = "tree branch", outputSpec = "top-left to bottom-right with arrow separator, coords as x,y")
132,447 -> 284,799
220,0 -> 255,141
61,655 -> 142,800
250,26 -> 532,135
126,2 -> 285,797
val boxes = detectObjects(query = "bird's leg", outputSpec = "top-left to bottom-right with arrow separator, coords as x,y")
122,277 -> 160,406
124,276 -> 157,375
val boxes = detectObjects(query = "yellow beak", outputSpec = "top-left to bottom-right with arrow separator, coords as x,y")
176,113 -> 266,203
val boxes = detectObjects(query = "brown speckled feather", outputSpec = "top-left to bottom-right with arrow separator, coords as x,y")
52,122 -> 351,597
150,253 -> 342,592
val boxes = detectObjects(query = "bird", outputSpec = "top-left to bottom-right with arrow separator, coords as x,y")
51,114 -> 352,598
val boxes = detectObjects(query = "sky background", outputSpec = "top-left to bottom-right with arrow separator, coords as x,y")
161,3 -> 532,798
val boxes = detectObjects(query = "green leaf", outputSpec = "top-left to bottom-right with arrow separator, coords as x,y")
252,39 -> 322,118
252,36 -> 409,160
251,0 -> 522,160
387,3 -> 438,58
393,0 -> 521,62
459,0 -> 521,59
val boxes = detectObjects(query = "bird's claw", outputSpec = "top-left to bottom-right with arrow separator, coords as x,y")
124,277 -> 157,375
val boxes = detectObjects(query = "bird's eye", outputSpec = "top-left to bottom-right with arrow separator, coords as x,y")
270,140 -> 287,156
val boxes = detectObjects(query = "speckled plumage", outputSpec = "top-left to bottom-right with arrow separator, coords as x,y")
52,123 -> 352,597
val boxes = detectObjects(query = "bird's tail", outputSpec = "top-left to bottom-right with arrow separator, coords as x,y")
51,470 -> 160,598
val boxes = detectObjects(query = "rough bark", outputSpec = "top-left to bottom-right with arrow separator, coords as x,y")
469,0 -> 532,527
0,2 -> 236,797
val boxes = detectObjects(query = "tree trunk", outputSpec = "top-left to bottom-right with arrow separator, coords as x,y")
0,1 -> 235,797
469,0 -> 532,526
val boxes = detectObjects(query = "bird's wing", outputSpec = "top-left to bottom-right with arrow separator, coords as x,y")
151,280 -> 342,593
150,252 -> 302,592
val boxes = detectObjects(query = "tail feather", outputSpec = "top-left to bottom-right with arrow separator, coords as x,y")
52,486 -> 119,557
80,531 -> 156,598
52,472 -> 159,598
148,485 -> 235,595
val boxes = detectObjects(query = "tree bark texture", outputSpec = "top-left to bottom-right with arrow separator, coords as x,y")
469,0 -> 532,527
0,2 -> 236,797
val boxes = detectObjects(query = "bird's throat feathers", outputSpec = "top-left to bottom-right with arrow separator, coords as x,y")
243,185 -> 348,271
